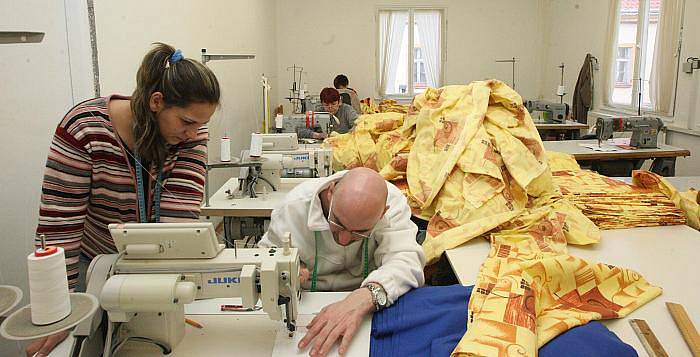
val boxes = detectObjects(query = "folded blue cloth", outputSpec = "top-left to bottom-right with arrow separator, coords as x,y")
371,285 -> 637,357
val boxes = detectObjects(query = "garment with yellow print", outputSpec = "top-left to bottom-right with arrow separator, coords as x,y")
552,169 -> 686,229
407,81 -> 577,264
632,170 -> 699,230
451,205 -> 662,356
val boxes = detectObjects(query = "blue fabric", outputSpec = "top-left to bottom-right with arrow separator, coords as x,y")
370,285 -> 638,357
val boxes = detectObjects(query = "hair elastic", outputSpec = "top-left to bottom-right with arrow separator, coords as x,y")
169,48 -> 183,64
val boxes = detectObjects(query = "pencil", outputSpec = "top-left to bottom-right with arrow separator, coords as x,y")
185,318 -> 204,329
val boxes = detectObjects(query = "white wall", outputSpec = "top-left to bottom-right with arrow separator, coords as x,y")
94,0 -> 278,191
542,0 -> 700,175
274,0 -> 545,111
0,0 -> 76,355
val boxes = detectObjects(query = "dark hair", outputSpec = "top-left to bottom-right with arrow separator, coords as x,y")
131,42 -> 220,165
320,87 -> 340,104
333,74 -> 349,89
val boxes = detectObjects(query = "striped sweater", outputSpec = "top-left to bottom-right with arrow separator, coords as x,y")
36,95 -> 208,289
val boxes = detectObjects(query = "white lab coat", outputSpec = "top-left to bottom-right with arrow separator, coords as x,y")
259,171 -> 425,305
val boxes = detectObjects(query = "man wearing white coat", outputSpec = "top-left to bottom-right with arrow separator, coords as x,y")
259,167 -> 425,357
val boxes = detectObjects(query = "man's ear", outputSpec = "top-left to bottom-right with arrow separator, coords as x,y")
149,92 -> 164,112
380,205 -> 389,219
326,181 -> 336,200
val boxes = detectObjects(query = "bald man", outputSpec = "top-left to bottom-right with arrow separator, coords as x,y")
260,168 -> 425,356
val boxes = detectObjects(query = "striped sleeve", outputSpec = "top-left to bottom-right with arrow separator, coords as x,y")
36,125 -> 92,290
159,126 -> 208,221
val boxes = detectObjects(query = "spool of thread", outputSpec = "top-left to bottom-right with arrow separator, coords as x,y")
275,114 -> 284,129
27,247 -> 71,325
220,136 -> 231,162
250,133 -> 263,157
557,85 -> 567,96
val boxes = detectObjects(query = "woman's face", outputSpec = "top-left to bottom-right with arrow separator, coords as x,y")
150,92 -> 216,145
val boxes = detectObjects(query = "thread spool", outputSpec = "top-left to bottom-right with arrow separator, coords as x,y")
557,85 -> 567,96
250,133 -> 263,158
275,114 -> 284,130
220,135 -> 231,162
27,246 -> 71,325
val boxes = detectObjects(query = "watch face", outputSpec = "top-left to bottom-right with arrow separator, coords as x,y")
376,290 -> 387,306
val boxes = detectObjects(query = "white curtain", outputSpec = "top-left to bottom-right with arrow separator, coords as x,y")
415,11 -> 441,88
378,11 -> 407,96
603,0 -> 621,106
650,0 -> 683,114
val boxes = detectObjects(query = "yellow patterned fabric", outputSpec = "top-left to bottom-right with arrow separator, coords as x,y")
407,82 -> 578,263
326,81 -> 662,356
633,170 -> 700,230
553,169 -> 686,229
452,223 -> 662,356
545,151 -> 581,171
324,112 -> 412,175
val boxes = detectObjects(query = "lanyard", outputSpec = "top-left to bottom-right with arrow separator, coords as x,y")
311,231 -> 369,292
134,154 -> 162,223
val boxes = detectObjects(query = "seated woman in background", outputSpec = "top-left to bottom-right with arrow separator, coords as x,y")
26,42 -> 221,357
299,87 -> 359,140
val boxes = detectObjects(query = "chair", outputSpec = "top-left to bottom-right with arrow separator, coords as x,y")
340,92 -> 352,106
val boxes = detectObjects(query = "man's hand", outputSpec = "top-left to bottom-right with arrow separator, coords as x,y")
311,132 -> 327,140
298,287 -> 374,356
300,263 -> 310,285
26,330 -> 69,357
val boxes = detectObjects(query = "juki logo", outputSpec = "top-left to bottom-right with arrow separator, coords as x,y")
207,276 -> 240,284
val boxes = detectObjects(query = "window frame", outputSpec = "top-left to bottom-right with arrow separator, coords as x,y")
605,0 -> 674,114
376,6 -> 446,99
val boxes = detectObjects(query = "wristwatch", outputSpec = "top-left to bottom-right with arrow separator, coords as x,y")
365,283 -> 388,311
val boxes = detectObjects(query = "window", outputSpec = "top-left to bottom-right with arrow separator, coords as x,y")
615,45 -> 634,87
607,0 -> 682,114
378,8 -> 444,97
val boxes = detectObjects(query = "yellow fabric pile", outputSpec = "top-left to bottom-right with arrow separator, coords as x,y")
324,112 -> 410,175
632,170 -> 700,230
359,98 -> 411,114
360,97 -> 380,114
327,81 -> 662,356
552,169 -> 686,229
452,218 -> 662,356
378,99 -> 410,113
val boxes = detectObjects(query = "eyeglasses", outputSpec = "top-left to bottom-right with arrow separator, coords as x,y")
327,195 -> 374,240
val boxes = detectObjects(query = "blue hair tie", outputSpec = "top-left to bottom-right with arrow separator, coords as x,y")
169,49 -> 183,64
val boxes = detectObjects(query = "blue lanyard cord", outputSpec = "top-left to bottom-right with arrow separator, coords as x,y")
134,154 -> 162,223
311,231 -> 369,292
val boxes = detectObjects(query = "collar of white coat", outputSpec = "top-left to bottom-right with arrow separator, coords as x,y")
306,170 -> 390,232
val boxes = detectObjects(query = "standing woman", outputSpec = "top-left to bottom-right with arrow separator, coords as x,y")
26,42 -> 220,356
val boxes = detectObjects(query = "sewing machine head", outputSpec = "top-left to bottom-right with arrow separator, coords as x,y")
595,116 -> 665,148
280,112 -> 337,136
524,100 -> 568,123
72,223 -> 300,356
260,133 -> 299,151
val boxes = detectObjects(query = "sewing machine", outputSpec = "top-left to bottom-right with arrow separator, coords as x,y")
595,116 -> 665,149
259,132 -> 299,151
70,223 -> 300,357
524,100 -> 568,123
234,133 -> 333,198
276,111 -> 339,136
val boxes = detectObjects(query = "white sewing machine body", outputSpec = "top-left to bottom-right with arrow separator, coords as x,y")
236,133 -> 333,197
71,223 -> 300,357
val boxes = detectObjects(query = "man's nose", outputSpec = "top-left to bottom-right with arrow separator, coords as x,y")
338,231 -> 354,245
